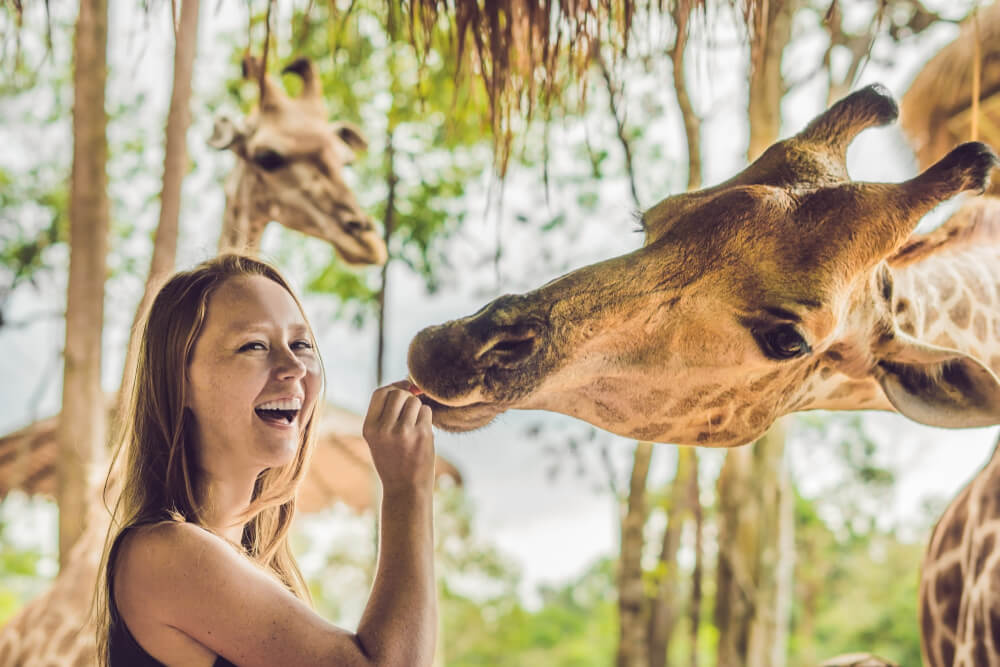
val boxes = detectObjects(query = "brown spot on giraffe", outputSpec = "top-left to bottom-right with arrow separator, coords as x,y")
666,396 -> 701,419
931,331 -> 959,349
949,294 -> 972,330
937,500 -> 967,554
973,533 -> 995,579
990,607 -> 1000,655
594,399 -> 626,424
961,266 -> 992,305
749,369 -> 782,393
975,312 -> 988,344
940,637 -> 955,667
938,275 -> 958,302
630,423 -> 674,441
935,563 -> 963,605
56,626 -> 78,656
704,387 -> 740,409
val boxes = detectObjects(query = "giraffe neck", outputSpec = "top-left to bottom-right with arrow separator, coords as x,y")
920,433 -> 1000,667
890,228 -> 1000,378
218,162 -> 266,255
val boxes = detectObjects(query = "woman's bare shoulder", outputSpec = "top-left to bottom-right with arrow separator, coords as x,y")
121,520 -> 217,553
115,521 -> 244,607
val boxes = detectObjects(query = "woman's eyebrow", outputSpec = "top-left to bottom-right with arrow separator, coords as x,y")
224,320 -> 311,334
225,320 -> 269,333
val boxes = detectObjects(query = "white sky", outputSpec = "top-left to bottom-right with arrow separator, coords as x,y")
2,0 -> 999,610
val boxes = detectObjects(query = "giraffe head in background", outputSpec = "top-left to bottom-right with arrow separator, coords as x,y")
209,55 -> 386,264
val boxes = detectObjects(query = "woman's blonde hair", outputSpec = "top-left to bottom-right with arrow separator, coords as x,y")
95,254 -> 322,663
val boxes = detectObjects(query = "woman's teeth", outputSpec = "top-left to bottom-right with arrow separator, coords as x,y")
255,398 -> 302,425
256,398 -> 303,411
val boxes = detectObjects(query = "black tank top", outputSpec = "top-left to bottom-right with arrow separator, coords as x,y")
108,610 -> 238,666
107,592 -> 238,666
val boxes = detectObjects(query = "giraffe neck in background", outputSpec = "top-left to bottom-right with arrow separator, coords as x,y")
890,240 -> 1000,377
219,162 -> 265,255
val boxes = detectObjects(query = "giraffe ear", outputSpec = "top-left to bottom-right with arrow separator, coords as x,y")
208,113 -> 247,151
330,122 -> 367,162
872,335 -> 1000,428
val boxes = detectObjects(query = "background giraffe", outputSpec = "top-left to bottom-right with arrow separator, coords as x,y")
920,432 -> 1000,667
0,55 -> 442,666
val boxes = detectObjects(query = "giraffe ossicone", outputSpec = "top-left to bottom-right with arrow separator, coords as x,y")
407,84 -> 1000,446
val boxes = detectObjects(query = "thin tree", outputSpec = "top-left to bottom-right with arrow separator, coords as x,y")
57,0 -> 110,563
715,2 -> 798,666
119,0 -> 201,407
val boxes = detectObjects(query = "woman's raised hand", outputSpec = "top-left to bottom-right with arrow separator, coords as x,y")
362,381 -> 436,495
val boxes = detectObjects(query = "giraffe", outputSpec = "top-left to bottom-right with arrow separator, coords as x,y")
406,83 -> 1000,448
208,55 -> 387,264
0,54 -> 392,666
920,430 -> 1000,667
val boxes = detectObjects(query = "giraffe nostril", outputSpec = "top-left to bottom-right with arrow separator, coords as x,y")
344,219 -> 371,233
475,328 -> 538,368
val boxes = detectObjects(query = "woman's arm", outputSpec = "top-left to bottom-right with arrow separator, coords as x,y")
355,382 -> 437,666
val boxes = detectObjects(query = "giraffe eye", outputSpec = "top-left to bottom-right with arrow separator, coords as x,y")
757,324 -> 811,360
253,149 -> 287,171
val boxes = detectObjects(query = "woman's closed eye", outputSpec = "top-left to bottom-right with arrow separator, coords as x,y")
239,340 -> 314,353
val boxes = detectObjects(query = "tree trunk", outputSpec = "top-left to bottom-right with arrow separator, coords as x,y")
670,0 -> 702,191
648,446 -> 696,667
746,0 -> 796,162
617,441 -> 653,667
688,450 -> 702,667
714,2 -> 798,662
745,423 -> 794,667
120,0 -> 201,410
376,133 -> 396,387
715,423 -> 794,667
57,0 -> 110,564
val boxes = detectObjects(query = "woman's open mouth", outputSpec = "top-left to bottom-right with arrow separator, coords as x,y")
254,397 -> 303,427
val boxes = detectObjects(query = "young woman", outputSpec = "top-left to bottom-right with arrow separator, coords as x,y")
96,254 -> 436,666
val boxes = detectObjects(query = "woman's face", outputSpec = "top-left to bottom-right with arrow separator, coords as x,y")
186,275 -> 322,474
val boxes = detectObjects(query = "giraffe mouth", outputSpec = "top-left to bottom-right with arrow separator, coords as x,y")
415,392 -> 507,432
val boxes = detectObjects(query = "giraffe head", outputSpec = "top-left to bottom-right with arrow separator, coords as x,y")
209,55 -> 386,265
408,85 -> 1000,446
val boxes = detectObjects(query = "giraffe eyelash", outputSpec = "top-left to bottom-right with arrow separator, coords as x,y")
631,210 -> 647,234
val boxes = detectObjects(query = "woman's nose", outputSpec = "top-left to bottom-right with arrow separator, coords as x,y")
274,347 -> 307,379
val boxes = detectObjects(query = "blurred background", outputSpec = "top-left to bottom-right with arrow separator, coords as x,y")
1,0 -> 999,665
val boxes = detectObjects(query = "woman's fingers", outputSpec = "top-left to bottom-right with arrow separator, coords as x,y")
399,394 -> 424,427
378,388 -> 410,426
417,404 -> 432,427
